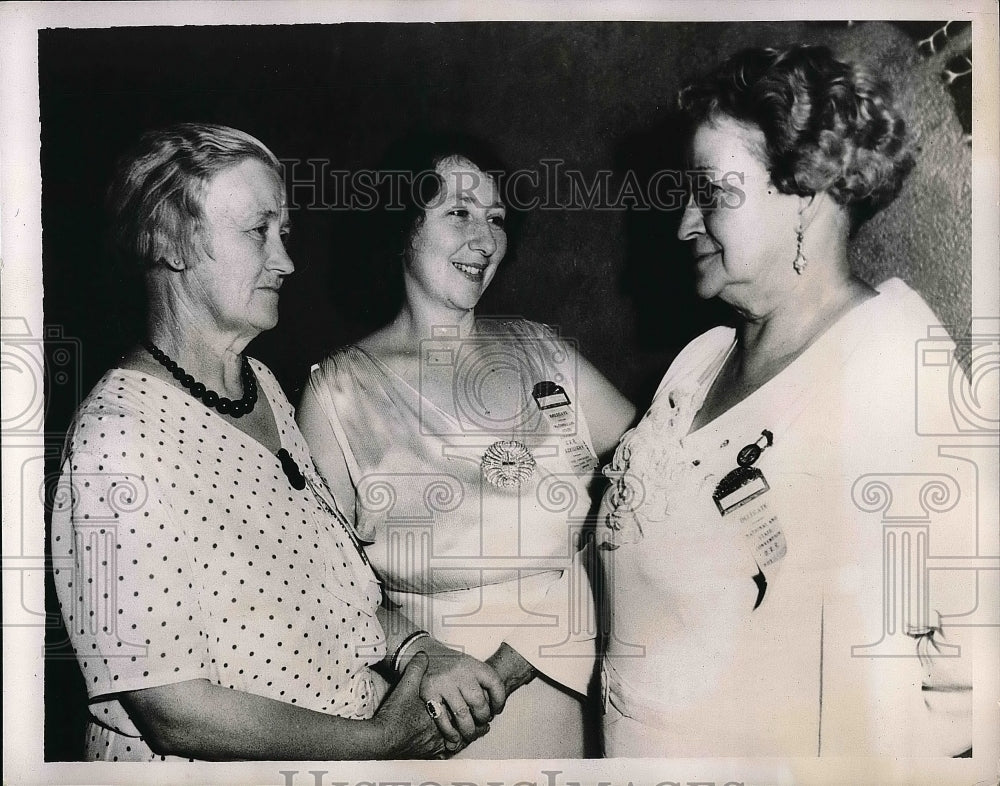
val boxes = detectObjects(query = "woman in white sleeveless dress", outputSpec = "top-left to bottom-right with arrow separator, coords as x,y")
299,134 -> 635,757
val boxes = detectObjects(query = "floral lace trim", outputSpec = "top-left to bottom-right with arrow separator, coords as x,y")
599,387 -> 705,548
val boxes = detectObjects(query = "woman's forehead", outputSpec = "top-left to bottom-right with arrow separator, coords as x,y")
434,157 -> 502,206
690,116 -> 767,173
203,158 -> 286,218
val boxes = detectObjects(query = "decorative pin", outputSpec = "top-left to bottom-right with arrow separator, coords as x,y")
736,429 -> 774,467
481,440 -> 536,489
276,448 -> 306,490
712,428 -> 785,611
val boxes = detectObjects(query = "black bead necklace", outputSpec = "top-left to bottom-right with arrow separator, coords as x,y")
142,340 -> 258,418
143,341 -> 309,491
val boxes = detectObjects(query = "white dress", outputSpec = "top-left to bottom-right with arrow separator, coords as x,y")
304,319 -> 600,758
600,279 -> 977,757
51,360 -> 384,761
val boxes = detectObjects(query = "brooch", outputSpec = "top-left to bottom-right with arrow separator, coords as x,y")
481,440 -> 536,489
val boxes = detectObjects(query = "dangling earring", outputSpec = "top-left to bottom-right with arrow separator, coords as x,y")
793,214 -> 808,275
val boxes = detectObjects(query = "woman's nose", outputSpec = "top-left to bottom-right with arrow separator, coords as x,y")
677,195 -> 706,241
269,238 -> 295,275
469,219 -> 498,257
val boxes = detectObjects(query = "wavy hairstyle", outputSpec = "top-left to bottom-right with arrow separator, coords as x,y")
351,131 -> 517,327
372,131 -> 515,266
107,122 -> 282,269
678,45 -> 914,227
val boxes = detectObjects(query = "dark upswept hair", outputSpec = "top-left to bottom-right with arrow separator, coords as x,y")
373,130 -> 516,265
350,131 -> 517,327
678,44 -> 915,226
106,122 -> 282,268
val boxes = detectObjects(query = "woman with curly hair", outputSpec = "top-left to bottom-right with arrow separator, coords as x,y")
599,45 -> 972,757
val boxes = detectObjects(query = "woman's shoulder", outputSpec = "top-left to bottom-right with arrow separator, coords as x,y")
308,343 -> 366,384
651,325 -> 736,403
844,277 -> 951,372
474,316 -> 555,340
312,322 -> 400,371
870,277 -> 947,339
61,368 -> 166,459
72,368 -> 155,422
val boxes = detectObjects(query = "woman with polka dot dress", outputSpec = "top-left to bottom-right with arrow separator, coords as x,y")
50,123 -> 503,761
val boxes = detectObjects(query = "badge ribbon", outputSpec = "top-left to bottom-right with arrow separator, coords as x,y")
532,381 -> 599,475
712,429 -> 787,609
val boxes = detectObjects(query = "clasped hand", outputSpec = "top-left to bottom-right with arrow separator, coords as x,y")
401,637 -> 507,752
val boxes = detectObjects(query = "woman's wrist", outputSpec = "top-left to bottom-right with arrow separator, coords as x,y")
486,642 -> 535,693
390,630 -> 430,674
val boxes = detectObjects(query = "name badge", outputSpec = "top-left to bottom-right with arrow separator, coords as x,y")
532,381 -> 598,474
711,430 -> 786,609
713,465 -> 770,515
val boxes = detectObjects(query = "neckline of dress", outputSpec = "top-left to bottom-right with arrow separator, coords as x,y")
113,363 -> 377,591
681,279 -> 898,442
109,361 -> 290,459
347,343 -> 465,430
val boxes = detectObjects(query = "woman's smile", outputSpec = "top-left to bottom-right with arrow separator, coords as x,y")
452,259 -> 489,280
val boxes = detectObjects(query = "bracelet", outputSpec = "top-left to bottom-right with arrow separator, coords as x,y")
391,630 -> 430,674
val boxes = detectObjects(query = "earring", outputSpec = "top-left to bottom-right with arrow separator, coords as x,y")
793,215 -> 807,275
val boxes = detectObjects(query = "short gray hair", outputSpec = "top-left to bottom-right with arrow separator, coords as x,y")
106,122 -> 282,268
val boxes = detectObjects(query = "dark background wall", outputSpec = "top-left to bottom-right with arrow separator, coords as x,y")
40,20 -> 971,760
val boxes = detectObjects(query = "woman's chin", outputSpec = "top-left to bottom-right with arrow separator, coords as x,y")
445,289 -> 487,312
693,276 -> 722,301
249,312 -> 280,334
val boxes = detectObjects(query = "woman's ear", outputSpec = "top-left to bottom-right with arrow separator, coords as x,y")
153,230 -> 186,271
798,193 -> 826,230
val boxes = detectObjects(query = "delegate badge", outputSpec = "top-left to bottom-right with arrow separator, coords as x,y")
532,381 -> 598,474
712,430 -> 787,609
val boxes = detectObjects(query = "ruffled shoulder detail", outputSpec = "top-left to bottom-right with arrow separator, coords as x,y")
598,326 -> 733,548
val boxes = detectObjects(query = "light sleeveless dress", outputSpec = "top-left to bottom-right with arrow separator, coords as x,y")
306,319 -> 602,758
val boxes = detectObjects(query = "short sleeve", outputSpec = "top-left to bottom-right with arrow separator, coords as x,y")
52,443 -> 211,699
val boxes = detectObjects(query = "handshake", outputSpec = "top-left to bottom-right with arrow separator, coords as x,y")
373,632 -> 536,759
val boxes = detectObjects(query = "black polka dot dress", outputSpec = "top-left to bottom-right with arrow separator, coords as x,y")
51,360 -> 385,762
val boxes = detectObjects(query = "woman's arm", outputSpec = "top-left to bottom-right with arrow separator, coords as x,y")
485,642 -> 536,694
297,377 -> 358,510
572,351 -> 637,462
119,653 -> 446,760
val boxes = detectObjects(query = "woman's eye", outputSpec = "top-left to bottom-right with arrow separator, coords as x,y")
694,184 -> 724,213
488,214 -> 506,228
250,225 -> 268,240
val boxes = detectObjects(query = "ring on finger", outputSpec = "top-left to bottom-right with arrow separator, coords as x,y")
425,699 -> 445,720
